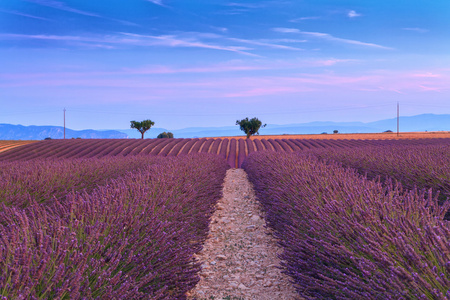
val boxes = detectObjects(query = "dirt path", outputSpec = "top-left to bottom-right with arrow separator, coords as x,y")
187,168 -> 300,300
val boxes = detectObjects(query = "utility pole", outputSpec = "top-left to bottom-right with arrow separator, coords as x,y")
397,102 -> 399,137
64,108 -> 66,139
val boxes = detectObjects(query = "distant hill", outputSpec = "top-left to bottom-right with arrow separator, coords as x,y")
0,124 -> 127,140
367,114 -> 450,132
3,114 -> 450,140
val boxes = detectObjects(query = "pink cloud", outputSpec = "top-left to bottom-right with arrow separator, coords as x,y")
419,85 -> 442,92
0,62 -> 269,81
224,87 -> 310,98
411,72 -> 441,78
0,56 -> 360,83
2,65 -> 449,101
123,64 -> 268,74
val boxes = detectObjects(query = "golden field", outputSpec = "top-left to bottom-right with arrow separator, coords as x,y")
221,131 -> 450,140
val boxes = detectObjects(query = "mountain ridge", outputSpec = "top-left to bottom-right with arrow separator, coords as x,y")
0,124 -> 127,140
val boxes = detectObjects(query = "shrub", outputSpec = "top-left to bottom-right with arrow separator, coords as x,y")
157,132 -> 174,138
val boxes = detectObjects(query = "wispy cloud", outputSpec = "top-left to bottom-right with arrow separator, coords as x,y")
218,1 -> 279,15
302,31 -> 392,49
411,72 -> 441,78
24,0 -> 137,26
272,28 -> 393,50
273,28 -> 301,33
0,65 -> 259,81
366,69 -> 450,93
120,33 -> 259,56
0,58 -> 358,82
0,8 -> 50,21
219,74 -> 376,98
226,2 -> 265,8
123,63 -> 268,75
227,38 -> 303,51
348,10 -> 361,18
418,85 -> 442,92
258,38 -> 307,44
312,59 -> 358,66
0,33 -> 122,49
0,32 -> 260,55
3,68 -> 449,99
25,0 -> 101,17
290,16 -> 321,22
212,27 -> 229,33
147,0 -> 166,7
402,27 -> 428,33
224,87 -> 302,97
0,33 -> 97,41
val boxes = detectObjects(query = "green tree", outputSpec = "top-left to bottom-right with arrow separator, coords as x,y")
157,132 -> 174,138
236,117 -> 266,139
130,119 -> 155,139
333,129 -> 339,134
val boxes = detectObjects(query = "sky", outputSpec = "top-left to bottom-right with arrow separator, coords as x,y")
1,0 -> 450,130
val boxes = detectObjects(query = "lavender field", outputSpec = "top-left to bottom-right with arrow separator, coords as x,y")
243,149 -> 450,299
312,144 -> 450,203
1,138 -> 450,299
0,154 -> 228,299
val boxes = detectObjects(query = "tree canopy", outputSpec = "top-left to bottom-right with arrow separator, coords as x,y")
236,117 -> 266,139
130,119 -> 155,139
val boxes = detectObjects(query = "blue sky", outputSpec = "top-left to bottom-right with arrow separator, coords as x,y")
1,0 -> 450,130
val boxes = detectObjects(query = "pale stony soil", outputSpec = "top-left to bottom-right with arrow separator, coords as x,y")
187,168 -> 300,300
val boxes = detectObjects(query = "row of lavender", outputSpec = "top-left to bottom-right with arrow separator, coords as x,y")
0,154 -> 229,299
0,156 -> 156,209
243,151 -> 450,299
312,143 -> 450,203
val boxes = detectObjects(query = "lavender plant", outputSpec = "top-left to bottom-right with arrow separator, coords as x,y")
243,151 -> 450,299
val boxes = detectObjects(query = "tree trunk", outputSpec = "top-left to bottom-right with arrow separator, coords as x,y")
141,132 -> 144,139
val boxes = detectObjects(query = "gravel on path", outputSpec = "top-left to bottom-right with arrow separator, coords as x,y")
187,168 -> 300,300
